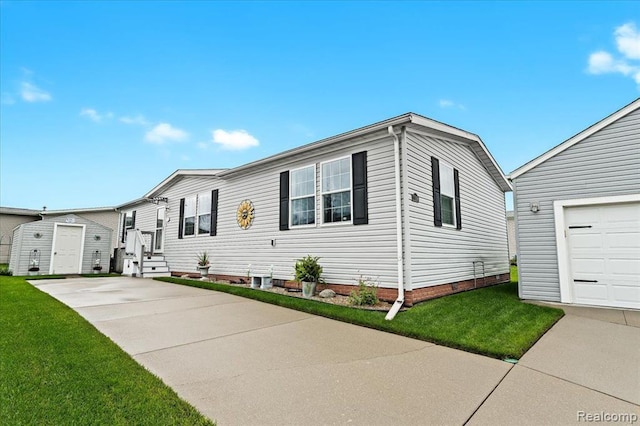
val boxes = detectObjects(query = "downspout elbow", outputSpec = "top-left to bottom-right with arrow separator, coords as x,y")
385,125 -> 404,320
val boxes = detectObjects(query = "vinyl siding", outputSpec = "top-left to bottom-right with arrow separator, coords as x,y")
514,107 -> 640,302
1,214 -> 39,264
130,132 -> 401,288
8,214 -> 112,275
73,211 -> 120,250
405,130 -> 510,288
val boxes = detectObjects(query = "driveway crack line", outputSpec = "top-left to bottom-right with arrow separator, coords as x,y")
132,316 -> 315,356
517,364 -> 640,407
463,363 -> 514,425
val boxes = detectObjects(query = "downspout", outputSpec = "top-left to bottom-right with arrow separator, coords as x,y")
385,125 -> 405,320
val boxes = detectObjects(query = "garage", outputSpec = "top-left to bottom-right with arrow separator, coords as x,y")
564,202 -> 640,309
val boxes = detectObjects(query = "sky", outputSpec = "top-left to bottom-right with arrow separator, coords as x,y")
1,1 -> 638,211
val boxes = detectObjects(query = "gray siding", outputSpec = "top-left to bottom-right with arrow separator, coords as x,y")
1,213 -> 39,264
130,132 -> 401,288
514,107 -> 640,301
9,215 -> 112,275
405,130 -> 510,288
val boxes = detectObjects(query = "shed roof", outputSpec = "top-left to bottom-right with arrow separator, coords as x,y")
509,98 -> 640,180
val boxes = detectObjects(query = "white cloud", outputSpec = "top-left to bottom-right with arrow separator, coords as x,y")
212,129 -> 259,150
119,115 -> 149,126
145,123 -> 189,144
587,22 -> 640,88
80,108 -> 113,123
615,22 -> 640,60
197,141 -> 210,150
20,82 -> 51,102
438,99 -> 466,110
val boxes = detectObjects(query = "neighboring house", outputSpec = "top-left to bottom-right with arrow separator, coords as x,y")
0,207 -> 41,264
118,112 -> 511,306
510,98 -> 640,310
9,214 -> 112,275
506,210 -> 516,261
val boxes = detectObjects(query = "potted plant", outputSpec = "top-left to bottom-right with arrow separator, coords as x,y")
28,258 -> 40,276
93,259 -> 103,274
294,255 -> 323,298
197,251 -> 211,278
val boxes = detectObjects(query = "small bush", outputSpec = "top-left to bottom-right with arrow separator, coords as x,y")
348,277 -> 379,306
0,266 -> 12,276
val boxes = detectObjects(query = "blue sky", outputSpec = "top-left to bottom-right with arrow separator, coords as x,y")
1,1 -> 638,211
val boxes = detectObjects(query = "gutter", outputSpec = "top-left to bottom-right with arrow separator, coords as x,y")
385,125 -> 405,320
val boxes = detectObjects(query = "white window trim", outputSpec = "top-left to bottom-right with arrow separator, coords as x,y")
183,195 -> 197,238
554,193 -> 640,305
289,163 -> 317,228
439,161 -> 456,228
197,191 -> 211,236
320,155 -> 353,226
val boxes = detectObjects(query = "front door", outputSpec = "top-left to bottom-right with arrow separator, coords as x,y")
52,224 -> 84,274
154,207 -> 166,253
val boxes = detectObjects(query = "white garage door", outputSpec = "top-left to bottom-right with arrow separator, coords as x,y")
566,202 -> 640,309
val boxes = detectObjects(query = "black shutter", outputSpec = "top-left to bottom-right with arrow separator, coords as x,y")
121,214 -> 127,243
454,169 -> 462,230
131,210 -> 136,229
210,189 -> 218,236
178,198 -> 185,239
352,151 -> 368,225
431,157 -> 442,227
279,171 -> 290,231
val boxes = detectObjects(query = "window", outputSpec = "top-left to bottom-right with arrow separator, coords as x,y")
183,196 -> 196,236
197,192 -> 211,234
439,162 -> 456,226
290,165 -> 316,226
321,157 -> 351,224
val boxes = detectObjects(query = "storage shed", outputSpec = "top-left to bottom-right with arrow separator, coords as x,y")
510,98 -> 640,310
9,214 -> 112,275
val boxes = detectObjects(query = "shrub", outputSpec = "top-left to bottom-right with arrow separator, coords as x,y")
348,277 -> 379,306
294,255 -> 323,283
0,266 -> 12,276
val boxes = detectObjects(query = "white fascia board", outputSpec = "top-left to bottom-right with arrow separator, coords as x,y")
42,206 -> 117,215
142,169 -> 225,199
510,98 -> 640,180
217,114 -> 414,178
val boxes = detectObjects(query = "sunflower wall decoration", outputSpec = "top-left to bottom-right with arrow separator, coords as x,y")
236,199 -> 255,229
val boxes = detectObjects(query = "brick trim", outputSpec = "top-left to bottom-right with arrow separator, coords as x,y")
171,271 -> 511,307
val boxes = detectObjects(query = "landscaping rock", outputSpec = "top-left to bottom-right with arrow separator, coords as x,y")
319,289 -> 336,298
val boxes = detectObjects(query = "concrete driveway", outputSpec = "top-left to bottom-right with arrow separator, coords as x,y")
31,277 -> 639,425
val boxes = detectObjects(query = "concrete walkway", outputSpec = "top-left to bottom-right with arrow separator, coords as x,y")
31,277 -> 639,425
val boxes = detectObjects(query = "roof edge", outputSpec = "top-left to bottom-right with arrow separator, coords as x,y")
509,98 -> 640,180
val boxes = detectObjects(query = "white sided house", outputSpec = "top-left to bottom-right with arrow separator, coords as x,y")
510,98 -> 640,310
117,113 -> 511,306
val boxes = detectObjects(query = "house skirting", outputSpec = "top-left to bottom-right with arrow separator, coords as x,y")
171,271 -> 511,306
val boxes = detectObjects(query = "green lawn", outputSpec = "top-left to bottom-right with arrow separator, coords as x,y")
0,276 -> 214,425
159,267 -> 562,360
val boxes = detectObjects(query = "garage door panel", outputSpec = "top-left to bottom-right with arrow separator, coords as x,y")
566,201 -> 640,309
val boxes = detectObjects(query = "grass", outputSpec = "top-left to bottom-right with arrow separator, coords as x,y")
0,276 -> 214,425
158,267 -> 563,360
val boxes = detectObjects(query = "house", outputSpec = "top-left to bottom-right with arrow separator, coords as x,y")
117,112 -> 512,308
0,207 -> 41,264
9,214 -> 113,275
509,98 -> 640,310
506,210 -> 516,261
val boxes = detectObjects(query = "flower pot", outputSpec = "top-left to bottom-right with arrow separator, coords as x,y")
28,268 -> 39,276
198,266 -> 210,278
301,281 -> 317,298
250,277 -> 261,289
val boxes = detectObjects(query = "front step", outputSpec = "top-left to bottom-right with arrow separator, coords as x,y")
141,254 -> 171,278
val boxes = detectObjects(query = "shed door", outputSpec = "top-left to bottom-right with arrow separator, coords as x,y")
52,225 -> 83,274
566,202 -> 640,309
